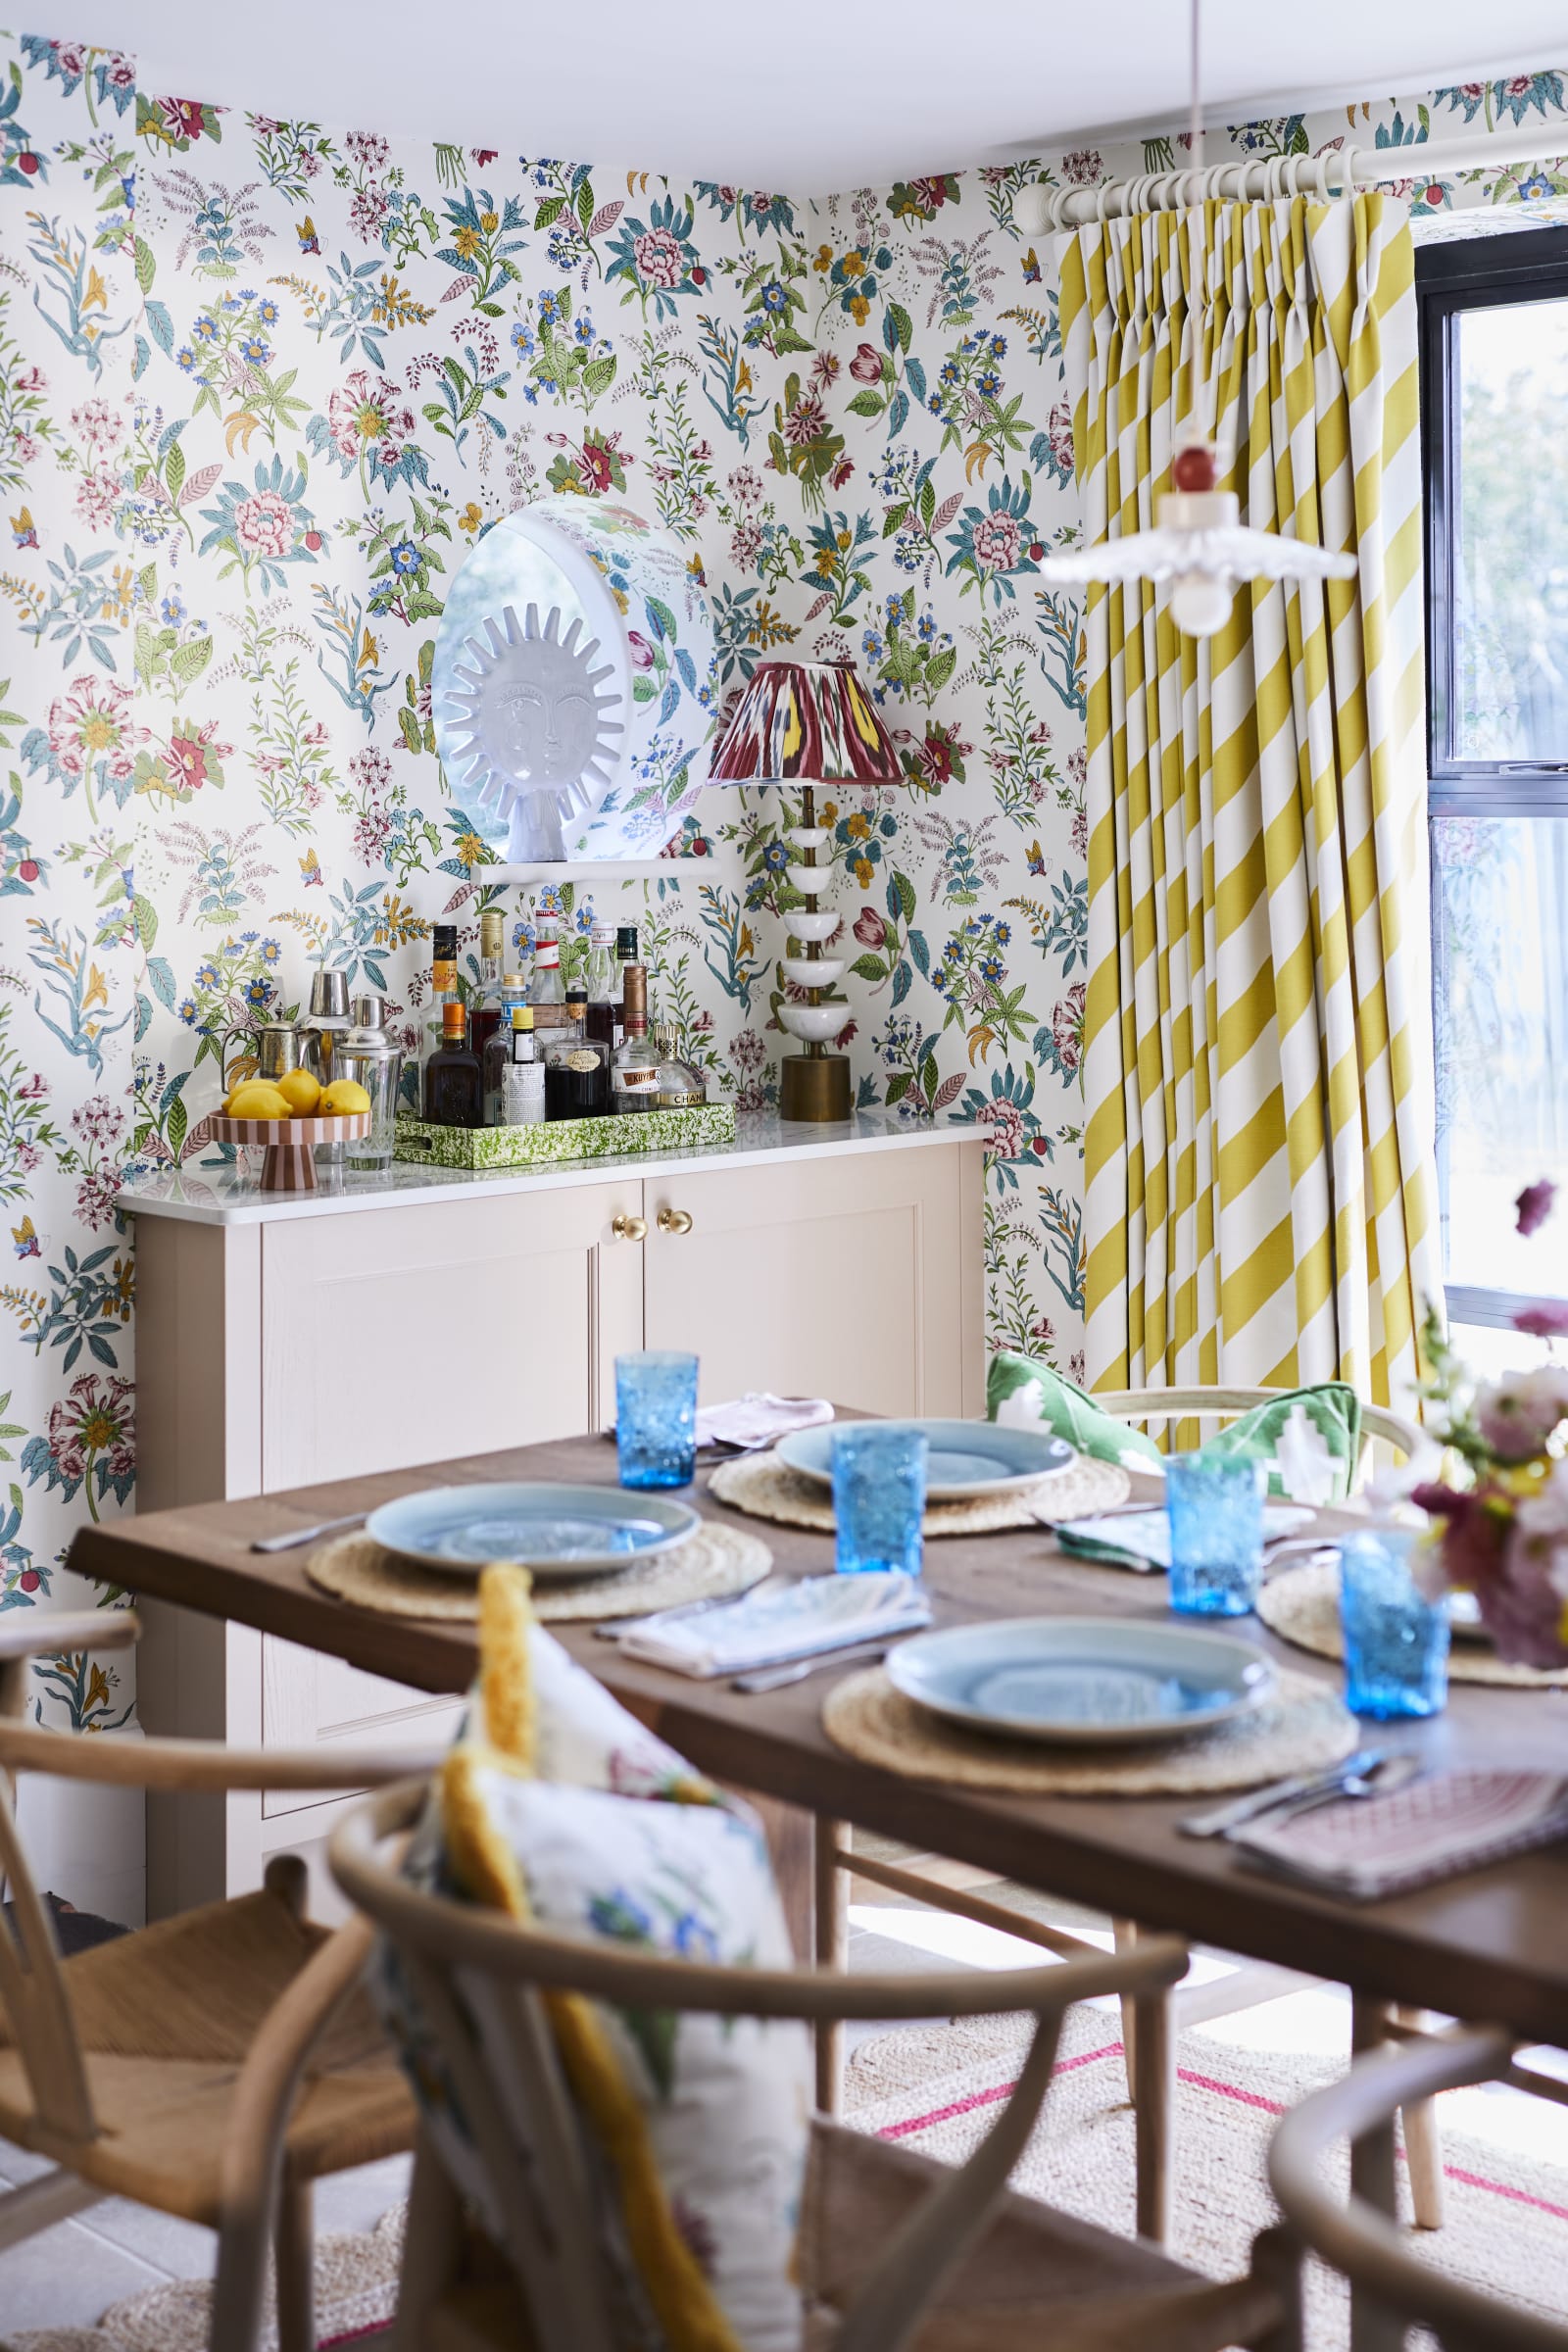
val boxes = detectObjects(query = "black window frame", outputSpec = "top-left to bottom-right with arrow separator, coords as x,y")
1416,224 -> 1568,1325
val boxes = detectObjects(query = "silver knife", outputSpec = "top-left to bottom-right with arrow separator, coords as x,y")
732,1640 -> 893,1694
1181,1747 -> 1387,1840
251,1511 -> 367,1553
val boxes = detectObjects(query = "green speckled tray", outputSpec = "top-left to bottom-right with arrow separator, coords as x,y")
393,1101 -> 736,1169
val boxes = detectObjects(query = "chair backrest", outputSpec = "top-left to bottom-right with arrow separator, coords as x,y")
329,1782 -> 1191,2352
1095,1385 -> 1429,1484
1269,2024 -> 1568,2352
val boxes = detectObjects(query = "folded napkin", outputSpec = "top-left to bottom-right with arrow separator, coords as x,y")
1055,1501 -> 1316,1572
697,1394 -> 833,1450
615,1570 -> 929,1680
1233,1769 -> 1568,1900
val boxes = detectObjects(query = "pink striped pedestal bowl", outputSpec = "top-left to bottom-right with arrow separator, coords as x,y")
207,1113 -> 371,1193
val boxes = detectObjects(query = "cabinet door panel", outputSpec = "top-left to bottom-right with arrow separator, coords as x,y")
641,1143 -> 979,1416
262,1639 -> 464,1818
261,1185 -> 644,1492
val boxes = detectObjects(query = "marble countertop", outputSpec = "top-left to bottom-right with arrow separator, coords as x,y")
115,1108 -> 982,1226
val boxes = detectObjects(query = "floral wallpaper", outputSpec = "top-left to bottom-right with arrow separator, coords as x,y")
2,28 -> 1566,1913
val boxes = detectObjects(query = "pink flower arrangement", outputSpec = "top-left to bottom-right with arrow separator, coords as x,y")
1411,1180 -> 1568,1665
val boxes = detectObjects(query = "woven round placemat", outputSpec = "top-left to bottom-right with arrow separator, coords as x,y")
305,1519 -> 771,1625
706,1448 -> 1129,1537
1258,1557 -> 1568,1689
822,1662 -> 1357,1795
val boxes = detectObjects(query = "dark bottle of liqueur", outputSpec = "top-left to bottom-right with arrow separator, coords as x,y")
612,924 -> 639,1049
544,985 -> 610,1120
424,1000 -> 482,1126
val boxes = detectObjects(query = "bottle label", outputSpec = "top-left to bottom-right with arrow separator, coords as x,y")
535,942 -> 560,967
613,1065 -> 659,1094
431,958 -> 456,994
565,1049 -> 601,1074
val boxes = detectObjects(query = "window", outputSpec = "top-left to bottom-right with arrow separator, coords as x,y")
1417,227 -> 1568,1338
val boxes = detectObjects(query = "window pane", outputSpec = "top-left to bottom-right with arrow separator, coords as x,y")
1446,1322 -> 1557,1381
1433,814 -> 1568,1288
1453,297 -> 1568,761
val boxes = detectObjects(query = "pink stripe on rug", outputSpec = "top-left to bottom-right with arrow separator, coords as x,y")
879,2040 -> 1568,2221
878,2040 -> 1124,2140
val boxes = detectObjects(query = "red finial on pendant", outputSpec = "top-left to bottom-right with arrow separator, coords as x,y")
1172,443 -> 1219,494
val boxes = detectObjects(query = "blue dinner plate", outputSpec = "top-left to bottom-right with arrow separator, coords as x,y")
774,1418 -> 1074,1501
366,1483 -> 700,1580
887,1617 -> 1275,1745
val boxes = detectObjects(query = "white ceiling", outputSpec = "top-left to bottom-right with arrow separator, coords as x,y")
27,0 -> 1568,193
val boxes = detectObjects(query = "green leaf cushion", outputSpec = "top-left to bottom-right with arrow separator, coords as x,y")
987,1352 -> 1164,1472
987,1353 -> 1364,1502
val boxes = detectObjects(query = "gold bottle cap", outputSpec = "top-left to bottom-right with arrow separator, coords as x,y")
512,1004 -> 534,1030
479,908 -> 505,956
442,1002 -> 466,1038
622,964 -> 648,1024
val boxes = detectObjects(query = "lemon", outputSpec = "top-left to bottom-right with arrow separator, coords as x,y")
319,1078 -> 372,1116
226,1082 -> 292,1121
276,1066 -> 321,1116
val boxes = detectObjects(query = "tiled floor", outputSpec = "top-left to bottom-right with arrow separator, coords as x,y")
0,2141 -> 411,2336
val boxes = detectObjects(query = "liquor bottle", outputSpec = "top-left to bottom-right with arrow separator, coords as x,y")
423,1000 -> 482,1126
612,924 -> 639,1049
529,913 -> 564,1007
584,923 -> 617,1050
481,971 -> 528,1124
545,985 -> 610,1120
610,965 -> 659,1114
468,908 -> 508,1068
500,1006 -> 546,1125
419,922 -> 460,1107
652,1020 -> 708,1108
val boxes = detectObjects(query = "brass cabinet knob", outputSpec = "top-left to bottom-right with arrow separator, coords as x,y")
612,1213 -> 648,1242
657,1206 -> 694,1236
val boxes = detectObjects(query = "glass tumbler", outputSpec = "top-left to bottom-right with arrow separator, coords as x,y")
1340,1529 -> 1449,1719
832,1425 -> 928,1577
1165,1452 -> 1265,1616
615,1351 -> 699,1490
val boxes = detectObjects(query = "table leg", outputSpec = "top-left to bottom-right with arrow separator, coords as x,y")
815,1818 -> 848,2118
1349,1995 -> 1405,2352
1113,1916 -> 1139,2104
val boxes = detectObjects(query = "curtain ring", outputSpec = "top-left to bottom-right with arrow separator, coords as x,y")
1337,143 -> 1362,201
1095,176 -> 1118,223
1312,146 -> 1334,203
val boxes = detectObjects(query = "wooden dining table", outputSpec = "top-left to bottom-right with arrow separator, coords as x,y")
69,1420 -> 1568,2349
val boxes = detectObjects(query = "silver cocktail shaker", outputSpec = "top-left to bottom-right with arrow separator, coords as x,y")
301,969 -> 351,1166
337,996 -> 404,1171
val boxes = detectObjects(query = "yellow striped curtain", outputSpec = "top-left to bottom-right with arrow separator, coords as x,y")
1060,192 -> 1441,1409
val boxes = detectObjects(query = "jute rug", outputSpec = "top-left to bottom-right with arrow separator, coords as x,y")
10,2009 -> 1566,2347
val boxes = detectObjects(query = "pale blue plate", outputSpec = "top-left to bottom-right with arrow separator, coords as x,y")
366,1482 -> 700,1580
775,1418 -> 1074,1501
887,1616 -> 1274,1745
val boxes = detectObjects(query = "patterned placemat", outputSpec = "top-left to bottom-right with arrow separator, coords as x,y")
706,1448 -> 1129,1537
305,1519 -> 771,1625
1258,1557 -> 1568,1689
822,1662 -> 1357,1795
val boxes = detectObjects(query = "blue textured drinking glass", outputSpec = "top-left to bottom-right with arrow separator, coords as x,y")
1165,1452 -> 1265,1616
1340,1529 -> 1449,1719
614,1351 -> 698,1490
832,1426 -> 927,1577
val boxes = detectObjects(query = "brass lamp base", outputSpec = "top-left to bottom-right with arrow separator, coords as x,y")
780,1053 -> 852,1123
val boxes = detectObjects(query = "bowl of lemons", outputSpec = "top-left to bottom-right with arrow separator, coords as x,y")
209,1069 -> 374,1193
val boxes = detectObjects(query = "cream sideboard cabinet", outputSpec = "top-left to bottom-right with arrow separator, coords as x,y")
122,1115 -> 985,1914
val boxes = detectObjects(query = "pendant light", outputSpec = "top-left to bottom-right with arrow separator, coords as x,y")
1035,0 -> 1358,637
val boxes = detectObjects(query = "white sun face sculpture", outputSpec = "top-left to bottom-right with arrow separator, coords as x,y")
433,498 -> 718,865
443,602 -> 623,861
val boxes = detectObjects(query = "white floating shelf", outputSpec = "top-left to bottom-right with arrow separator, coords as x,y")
466,857 -> 739,887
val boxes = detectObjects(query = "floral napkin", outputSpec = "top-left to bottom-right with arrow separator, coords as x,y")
615,1569 -> 929,1679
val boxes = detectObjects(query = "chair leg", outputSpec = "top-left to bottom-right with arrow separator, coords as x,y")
1113,1917 -> 1138,2104
0,2167 -> 105,2251
273,2173 -> 316,2352
209,2187 -> 273,2352
814,1817 -> 848,2118
1348,1996 -> 1403,2352
394,2128 -> 466,2351
1395,2006 -> 1445,2231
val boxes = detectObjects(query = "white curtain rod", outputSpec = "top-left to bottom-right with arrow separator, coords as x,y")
1014,122 -> 1568,235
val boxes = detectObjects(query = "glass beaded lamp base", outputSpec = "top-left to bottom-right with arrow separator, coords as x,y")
780,1053 -> 852,1122
393,1101 -> 734,1168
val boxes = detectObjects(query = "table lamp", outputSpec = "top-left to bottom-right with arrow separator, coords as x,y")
710,659 -> 903,1121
